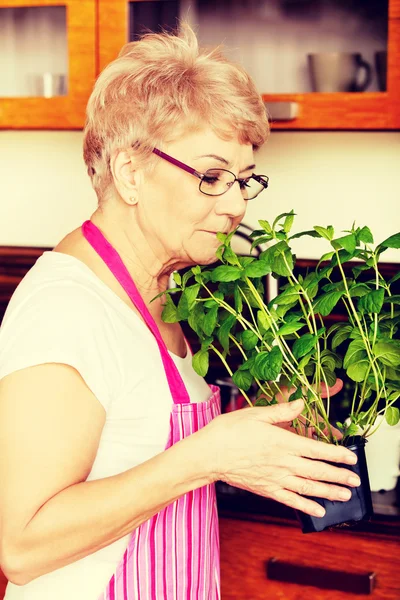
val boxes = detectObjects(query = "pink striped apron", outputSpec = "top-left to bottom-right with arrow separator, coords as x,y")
82,220 -> 222,600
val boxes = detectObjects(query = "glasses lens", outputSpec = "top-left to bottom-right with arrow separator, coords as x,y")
199,170 -> 269,199
238,175 -> 269,200
199,169 -> 236,196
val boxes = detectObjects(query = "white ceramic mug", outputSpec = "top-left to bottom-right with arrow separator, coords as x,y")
364,415 -> 400,492
307,53 -> 372,93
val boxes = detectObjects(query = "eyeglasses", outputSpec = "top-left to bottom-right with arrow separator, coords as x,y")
152,148 -> 269,200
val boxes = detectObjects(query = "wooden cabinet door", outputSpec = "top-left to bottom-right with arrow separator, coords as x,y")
220,516 -> 400,600
264,0 -> 400,130
0,0 -> 96,129
98,0 -> 128,73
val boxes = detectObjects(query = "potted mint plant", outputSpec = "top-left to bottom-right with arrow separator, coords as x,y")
154,211 -> 400,532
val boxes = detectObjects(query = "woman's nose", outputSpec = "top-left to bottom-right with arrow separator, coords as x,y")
215,182 -> 247,218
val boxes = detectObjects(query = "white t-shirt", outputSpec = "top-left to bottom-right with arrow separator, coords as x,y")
0,251 -> 212,600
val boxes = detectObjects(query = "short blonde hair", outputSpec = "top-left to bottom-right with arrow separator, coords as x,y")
83,22 -> 270,202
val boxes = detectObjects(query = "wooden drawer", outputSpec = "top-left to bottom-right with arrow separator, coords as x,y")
220,516 -> 400,599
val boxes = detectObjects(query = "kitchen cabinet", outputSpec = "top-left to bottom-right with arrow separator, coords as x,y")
1,0 -> 399,130
218,484 -> 400,600
98,0 -> 400,130
219,514 -> 400,599
0,0 -> 96,129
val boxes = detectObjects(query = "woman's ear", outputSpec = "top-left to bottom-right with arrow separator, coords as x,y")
110,150 -> 141,205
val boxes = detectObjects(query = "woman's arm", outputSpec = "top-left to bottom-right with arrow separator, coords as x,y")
0,363 -> 213,586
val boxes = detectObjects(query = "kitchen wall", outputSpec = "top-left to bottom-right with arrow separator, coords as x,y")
0,129 -> 399,264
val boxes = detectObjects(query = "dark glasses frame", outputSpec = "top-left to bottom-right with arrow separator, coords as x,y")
152,147 -> 269,199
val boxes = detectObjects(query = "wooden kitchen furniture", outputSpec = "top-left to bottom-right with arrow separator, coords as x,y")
218,486 -> 400,600
0,0 -> 96,128
1,0 -> 399,130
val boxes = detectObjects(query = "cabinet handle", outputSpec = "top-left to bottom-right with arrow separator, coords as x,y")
264,102 -> 299,120
266,557 -> 376,595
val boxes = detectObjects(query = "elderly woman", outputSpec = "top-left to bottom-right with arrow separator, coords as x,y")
0,24 -> 359,600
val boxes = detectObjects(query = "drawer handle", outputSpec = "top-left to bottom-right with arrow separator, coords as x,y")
266,557 -> 376,595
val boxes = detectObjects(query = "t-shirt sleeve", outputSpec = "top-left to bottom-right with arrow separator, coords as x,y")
0,282 -> 119,412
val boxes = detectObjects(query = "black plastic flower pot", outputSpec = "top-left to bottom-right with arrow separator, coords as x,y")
296,436 -> 374,534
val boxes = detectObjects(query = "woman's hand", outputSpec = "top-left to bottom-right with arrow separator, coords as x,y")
206,399 -> 360,518
272,379 -> 344,440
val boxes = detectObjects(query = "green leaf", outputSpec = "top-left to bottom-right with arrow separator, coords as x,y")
259,219 -> 273,234
352,264 -> 370,279
321,367 -> 336,387
252,346 -> 283,381
384,295 -> 400,305
244,260 -> 272,278
273,284 -> 301,306
385,407 -> 400,426
216,232 -> 227,244
232,369 -> 253,391
347,360 -> 369,382
349,327 -> 362,339
192,349 -> 209,377
290,230 -> 321,240
238,356 -> 256,372
373,341 -> 400,368
215,245 -> 225,261
273,211 -> 294,230
313,291 -> 344,316
182,270 -> 194,288
187,302 -> 204,336
192,265 -> 201,275
293,334 -> 317,360
254,397 -> 269,407
335,233 -> 357,253
234,285 -> 243,313
250,235 -> 273,251
344,422 -> 360,436
217,314 -> 236,353
388,272 -> 400,285
320,349 -> 337,371
332,325 -> 353,349
380,232 -> 400,249
344,339 -> 367,369
211,265 -> 243,282
172,271 -> 182,286
161,294 -> 179,323
283,211 -> 295,233
349,283 -> 371,298
184,284 -> 201,311
289,387 -> 303,401
257,310 -> 272,333
313,226 -> 332,241
223,245 -> 240,266
358,226 -> 374,244
278,321 -> 305,336
327,322 -> 350,336
202,305 -> 219,336
358,288 -> 385,314
298,350 -> 314,370
241,330 -> 259,351
260,241 -> 294,277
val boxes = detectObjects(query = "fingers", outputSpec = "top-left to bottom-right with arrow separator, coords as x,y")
287,455 -> 361,488
282,475 -> 353,503
291,435 -> 358,465
320,378 -> 344,398
271,488 -> 327,518
261,399 -> 305,424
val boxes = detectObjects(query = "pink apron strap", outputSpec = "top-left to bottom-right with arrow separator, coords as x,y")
82,220 -> 191,404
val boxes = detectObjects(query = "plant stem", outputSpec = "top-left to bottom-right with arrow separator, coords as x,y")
209,344 -> 253,408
